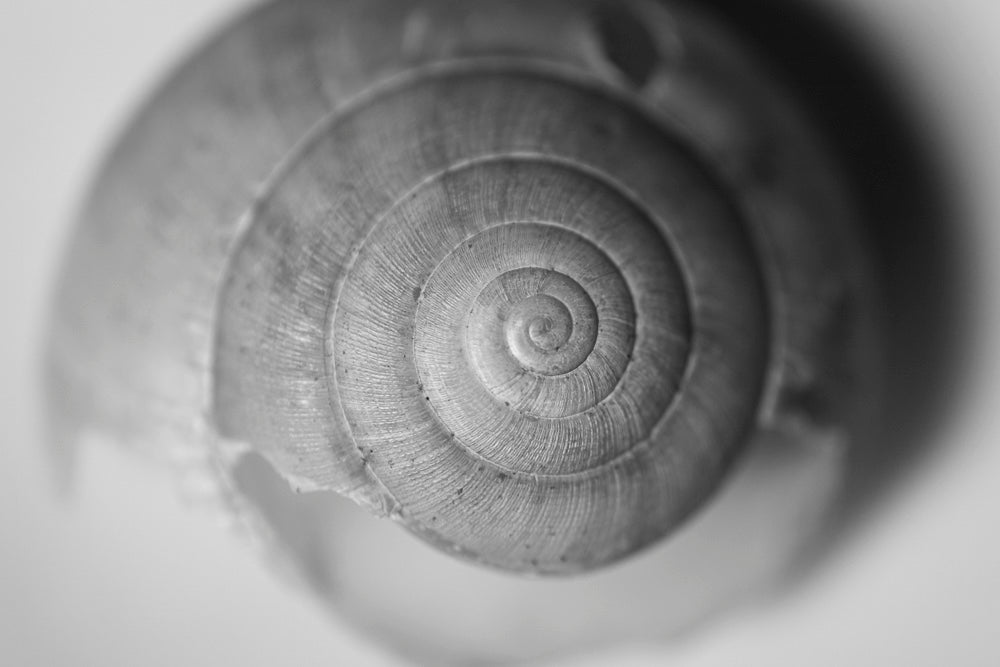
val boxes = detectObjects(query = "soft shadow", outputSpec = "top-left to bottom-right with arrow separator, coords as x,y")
692,0 -> 970,533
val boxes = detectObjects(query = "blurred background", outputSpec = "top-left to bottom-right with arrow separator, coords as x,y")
2,0 -> 998,664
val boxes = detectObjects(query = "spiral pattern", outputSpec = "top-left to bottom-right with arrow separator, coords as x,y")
214,64 -> 769,572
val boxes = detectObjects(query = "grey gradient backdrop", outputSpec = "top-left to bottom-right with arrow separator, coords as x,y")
2,1 -> 999,665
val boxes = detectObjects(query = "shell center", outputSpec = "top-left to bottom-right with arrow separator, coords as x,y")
507,294 -> 574,363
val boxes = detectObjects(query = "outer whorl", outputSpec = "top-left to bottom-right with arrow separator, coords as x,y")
48,0 -> 878,594
212,67 -> 768,572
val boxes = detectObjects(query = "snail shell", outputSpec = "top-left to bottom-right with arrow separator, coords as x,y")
47,0 -> 878,602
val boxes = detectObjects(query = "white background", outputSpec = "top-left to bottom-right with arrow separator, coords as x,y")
2,1 -> 999,665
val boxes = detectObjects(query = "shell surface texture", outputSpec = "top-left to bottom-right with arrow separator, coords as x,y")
48,0 -> 879,617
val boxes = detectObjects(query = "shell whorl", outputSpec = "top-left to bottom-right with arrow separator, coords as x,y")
47,0 -> 879,585
214,66 -> 767,572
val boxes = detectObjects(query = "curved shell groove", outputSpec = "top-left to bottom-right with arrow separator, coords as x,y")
213,66 -> 769,572
47,0 -> 879,588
